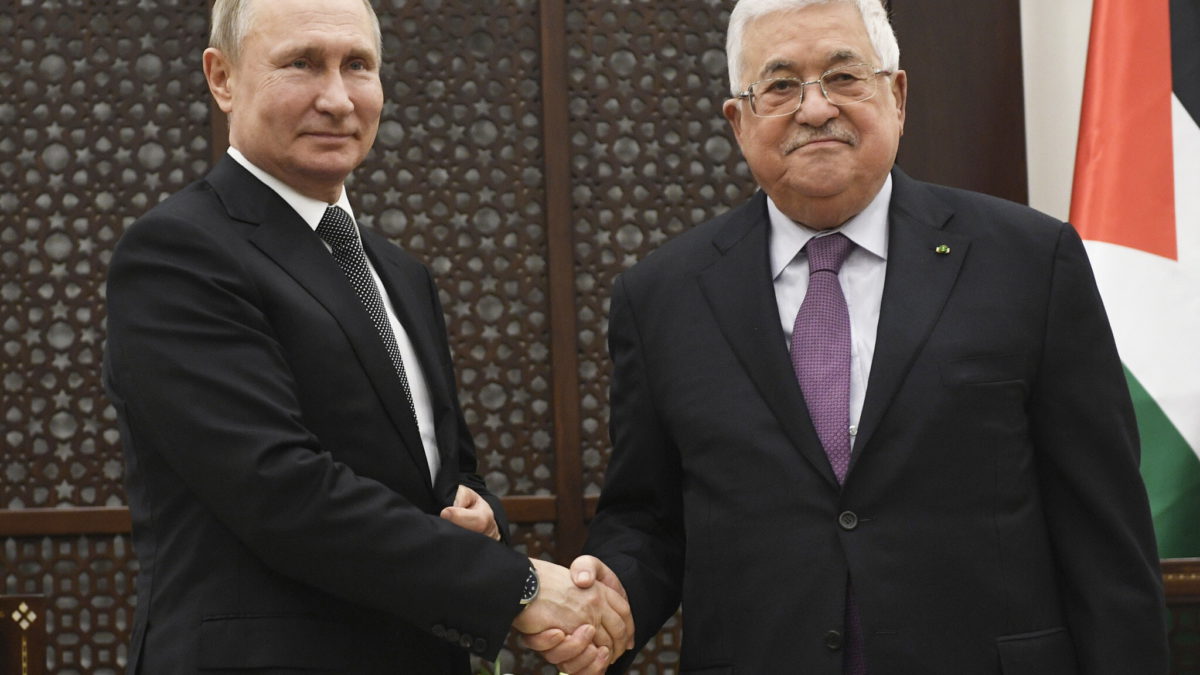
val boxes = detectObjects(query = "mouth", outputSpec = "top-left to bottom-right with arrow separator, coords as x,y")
783,127 -> 857,155
302,131 -> 356,141
785,137 -> 850,155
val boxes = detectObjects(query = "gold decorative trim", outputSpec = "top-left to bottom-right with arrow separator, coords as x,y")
9,602 -> 38,631
1161,558 -> 1200,602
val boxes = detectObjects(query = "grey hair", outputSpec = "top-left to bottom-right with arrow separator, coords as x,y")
209,0 -> 383,62
725,0 -> 899,94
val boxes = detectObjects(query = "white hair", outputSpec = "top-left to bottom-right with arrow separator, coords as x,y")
725,0 -> 900,94
210,0 -> 382,63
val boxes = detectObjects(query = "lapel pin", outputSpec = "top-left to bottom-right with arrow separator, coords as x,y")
935,244 -> 951,255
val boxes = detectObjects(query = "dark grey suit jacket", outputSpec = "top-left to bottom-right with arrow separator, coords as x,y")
104,156 -> 528,674
585,168 -> 1168,674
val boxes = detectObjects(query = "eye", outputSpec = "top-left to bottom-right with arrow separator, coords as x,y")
764,79 -> 799,93
348,60 -> 367,71
289,59 -> 309,69
824,72 -> 860,84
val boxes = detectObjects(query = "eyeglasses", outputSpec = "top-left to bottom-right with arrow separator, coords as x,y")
735,63 -> 891,117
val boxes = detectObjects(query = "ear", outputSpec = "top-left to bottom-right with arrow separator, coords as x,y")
203,48 -> 236,114
722,97 -> 747,144
889,69 -> 908,135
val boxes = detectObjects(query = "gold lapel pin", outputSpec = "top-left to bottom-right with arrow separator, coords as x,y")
935,244 -> 951,255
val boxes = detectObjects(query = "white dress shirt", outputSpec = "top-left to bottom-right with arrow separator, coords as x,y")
769,174 -> 892,447
228,148 -> 441,482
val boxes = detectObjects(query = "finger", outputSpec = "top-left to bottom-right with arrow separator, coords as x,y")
594,591 -> 629,654
440,506 -> 482,531
610,591 -> 634,650
570,555 -> 604,588
517,628 -> 565,651
538,623 -> 595,664
559,644 -> 609,675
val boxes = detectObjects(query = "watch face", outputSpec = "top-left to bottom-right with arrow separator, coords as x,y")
521,566 -> 539,604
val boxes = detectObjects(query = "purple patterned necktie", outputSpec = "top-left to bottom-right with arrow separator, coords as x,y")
791,232 -> 855,482
790,232 -> 867,675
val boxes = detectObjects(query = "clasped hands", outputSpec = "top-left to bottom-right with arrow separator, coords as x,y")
441,487 -> 634,674
514,556 -> 634,675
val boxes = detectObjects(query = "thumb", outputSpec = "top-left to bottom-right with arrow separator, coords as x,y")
518,627 -> 566,651
453,485 -> 476,508
570,555 -> 603,588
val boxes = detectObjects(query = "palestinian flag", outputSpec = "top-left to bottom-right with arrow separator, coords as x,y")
1071,0 -> 1200,558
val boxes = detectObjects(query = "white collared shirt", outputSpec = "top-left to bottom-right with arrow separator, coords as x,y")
768,174 -> 892,445
227,148 -> 441,482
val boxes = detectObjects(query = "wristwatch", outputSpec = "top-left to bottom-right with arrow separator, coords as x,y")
519,565 -> 539,606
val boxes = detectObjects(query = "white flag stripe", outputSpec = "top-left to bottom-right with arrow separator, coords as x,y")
1082,93 -> 1200,459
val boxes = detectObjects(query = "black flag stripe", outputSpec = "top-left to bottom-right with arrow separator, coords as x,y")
1171,0 -> 1200,126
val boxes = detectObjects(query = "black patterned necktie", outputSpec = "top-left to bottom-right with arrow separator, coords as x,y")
316,205 -> 417,421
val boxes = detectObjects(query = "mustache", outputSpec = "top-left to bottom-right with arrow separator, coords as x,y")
782,123 -> 857,153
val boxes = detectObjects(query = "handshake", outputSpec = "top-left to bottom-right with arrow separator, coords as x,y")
441,486 -> 633,673
512,556 -> 635,675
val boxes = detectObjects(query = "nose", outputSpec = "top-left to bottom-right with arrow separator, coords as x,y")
793,82 -> 840,127
315,71 -> 355,117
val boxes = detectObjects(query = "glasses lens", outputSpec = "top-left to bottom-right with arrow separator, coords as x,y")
821,65 -> 877,105
750,79 -> 803,116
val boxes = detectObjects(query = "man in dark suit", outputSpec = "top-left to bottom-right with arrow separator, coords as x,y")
527,0 -> 1170,673
103,0 -> 629,672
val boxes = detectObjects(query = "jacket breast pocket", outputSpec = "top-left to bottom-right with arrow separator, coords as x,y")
996,627 -> 1078,675
198,614 -> 353,670
940,353 -> 1028,388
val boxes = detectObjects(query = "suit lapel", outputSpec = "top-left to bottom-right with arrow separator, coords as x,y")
851,169 -> 970,467
362,234 -> 460,501
207,157 -> 434,492
698,193 -> 841,489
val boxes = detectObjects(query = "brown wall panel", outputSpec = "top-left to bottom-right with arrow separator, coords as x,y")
890,0 -> 1029,203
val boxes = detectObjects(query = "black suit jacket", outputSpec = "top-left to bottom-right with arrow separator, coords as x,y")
103,157 -> 528,674
585,168 -> 1168,674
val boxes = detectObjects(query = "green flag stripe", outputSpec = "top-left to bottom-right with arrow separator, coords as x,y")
1125,366 -> 1200,558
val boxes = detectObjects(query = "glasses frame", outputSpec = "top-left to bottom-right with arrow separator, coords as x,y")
735,63 -> 892,117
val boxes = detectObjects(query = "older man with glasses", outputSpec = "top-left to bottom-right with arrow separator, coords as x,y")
524,0 -> 1169,673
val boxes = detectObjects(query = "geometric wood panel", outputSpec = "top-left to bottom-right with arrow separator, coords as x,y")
565,0 -> 755,500
1,2 -> 212,510
3,535 -> 138,675
563,2 -> 754,670
361,0 -> 557,497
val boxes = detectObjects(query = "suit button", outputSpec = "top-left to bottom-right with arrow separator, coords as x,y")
838,511 -> 859,530
824,630 -> 844,651
472,637 -> 488,654
445,628 -> 460,643
460,634 -> 474,649
431,624 -> 446,639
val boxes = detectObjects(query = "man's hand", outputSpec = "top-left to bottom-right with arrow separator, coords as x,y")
513,558 -> 634,674
519,556 -> 635,674
439,485 -> 500,540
